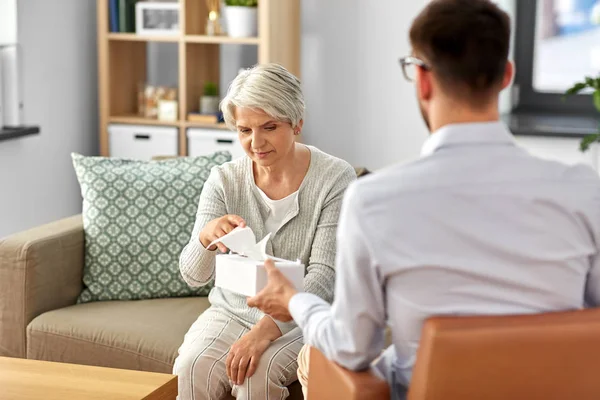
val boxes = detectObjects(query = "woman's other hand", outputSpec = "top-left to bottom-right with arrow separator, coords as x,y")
226,317 -> 282,385
199,215 -> 246,252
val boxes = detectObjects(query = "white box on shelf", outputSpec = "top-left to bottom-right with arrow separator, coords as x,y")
135,2 -> 180,36
187,128 -> 245,159
211,226 -> 305,297
158,100 -> 178,122
108,124 -> 178,160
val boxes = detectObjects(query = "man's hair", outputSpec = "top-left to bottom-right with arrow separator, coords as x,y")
409,0 -> 511,106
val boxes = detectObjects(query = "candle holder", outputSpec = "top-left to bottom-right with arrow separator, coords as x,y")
205,0 -> 223,36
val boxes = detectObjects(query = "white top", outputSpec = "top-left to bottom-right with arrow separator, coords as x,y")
256,185 -> 299,237
289,121 -> 600,389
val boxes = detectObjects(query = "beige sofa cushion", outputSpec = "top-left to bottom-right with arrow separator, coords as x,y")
27,297 -> 210,373
27,296 -> 303,399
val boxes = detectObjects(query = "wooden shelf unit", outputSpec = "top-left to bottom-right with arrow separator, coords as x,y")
107,33 -> 180,42
97,0 -> 300,156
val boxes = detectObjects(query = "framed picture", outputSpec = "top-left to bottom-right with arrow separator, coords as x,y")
135,2 -> 180,36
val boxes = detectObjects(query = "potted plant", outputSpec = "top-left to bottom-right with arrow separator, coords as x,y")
564,75 -> 600,151
224,0 -> 258,38
200,82 -> 220,114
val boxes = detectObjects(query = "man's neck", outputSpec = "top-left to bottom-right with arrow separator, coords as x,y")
429,100 -> 500,134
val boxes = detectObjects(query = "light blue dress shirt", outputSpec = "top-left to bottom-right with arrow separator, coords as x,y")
289,121 -> 600,392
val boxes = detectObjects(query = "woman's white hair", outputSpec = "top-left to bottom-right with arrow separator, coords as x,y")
220,63 -> 305,130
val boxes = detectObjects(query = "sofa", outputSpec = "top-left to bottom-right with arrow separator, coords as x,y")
0,215 -> 303,399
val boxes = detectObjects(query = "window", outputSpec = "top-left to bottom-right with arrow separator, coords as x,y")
513,0 -> 600,114
533,0 -> 600,93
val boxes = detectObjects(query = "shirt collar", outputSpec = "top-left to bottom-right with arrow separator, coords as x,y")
420,121 -> 516,157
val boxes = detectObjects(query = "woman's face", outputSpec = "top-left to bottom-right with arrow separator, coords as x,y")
234,107 -> 301,167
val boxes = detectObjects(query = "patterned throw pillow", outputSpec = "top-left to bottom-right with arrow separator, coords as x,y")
71,152 -> 231,303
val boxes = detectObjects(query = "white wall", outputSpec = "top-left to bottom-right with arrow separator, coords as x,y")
301,0 -> 429,170
302,0 -> 517,170
0,0 -> 98,238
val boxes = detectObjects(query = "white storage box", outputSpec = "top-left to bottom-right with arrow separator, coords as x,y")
187,128 -> 245,159
215,255 -> 305,297
109,124 -> 178,160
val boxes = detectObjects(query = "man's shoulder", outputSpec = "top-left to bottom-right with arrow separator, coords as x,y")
519,152 -> 600,187
351,150 -> 600,206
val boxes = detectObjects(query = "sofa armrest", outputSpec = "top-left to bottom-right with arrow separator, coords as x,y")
307,347 -> 390,400
0,215 -> 84,358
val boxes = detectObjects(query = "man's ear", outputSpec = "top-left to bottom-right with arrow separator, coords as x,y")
502,60 -> 514,90
416,66 -> 432,102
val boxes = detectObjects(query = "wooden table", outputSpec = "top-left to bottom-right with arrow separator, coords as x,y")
0,357 -> 177,400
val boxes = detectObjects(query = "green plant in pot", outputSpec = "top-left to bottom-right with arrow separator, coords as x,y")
200,82 -> 220,115
564,77 -> 600,152
224,0 -> 258,38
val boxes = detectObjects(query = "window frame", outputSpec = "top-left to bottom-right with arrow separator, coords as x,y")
512,0 -> 597,115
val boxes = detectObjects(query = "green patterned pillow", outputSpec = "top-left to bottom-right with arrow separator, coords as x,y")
71,152 -> 231,303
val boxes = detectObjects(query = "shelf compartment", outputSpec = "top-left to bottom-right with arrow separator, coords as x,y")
108,41 -> 147,118
184,0 -> 209,35
184,43 -> 220,118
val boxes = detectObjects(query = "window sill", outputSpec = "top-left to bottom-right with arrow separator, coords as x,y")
0,126 -> 40,142
503,112 -> 599,138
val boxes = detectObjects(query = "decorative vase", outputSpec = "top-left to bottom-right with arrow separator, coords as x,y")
225,6 -> 258,38
200,96 -> 220,114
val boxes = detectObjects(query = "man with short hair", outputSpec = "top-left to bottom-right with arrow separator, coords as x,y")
248,0 -> 600,398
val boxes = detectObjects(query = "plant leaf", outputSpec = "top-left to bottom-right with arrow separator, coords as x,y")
586,76 -> 597,88
594,91 -> 600,112
580,133 -> 600,152
565,82 -> 588,97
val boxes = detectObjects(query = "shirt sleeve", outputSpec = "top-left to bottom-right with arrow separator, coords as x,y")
583,181 -> 600,307
289,182 -> 387,371
586,248 -> 600,306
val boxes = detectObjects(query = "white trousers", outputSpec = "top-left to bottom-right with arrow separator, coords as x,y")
174,307 -> 304,400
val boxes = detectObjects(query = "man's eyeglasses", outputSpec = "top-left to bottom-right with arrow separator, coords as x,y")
399,56 -> 431,82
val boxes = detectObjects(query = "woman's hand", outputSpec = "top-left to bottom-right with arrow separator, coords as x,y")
226,317 -> 282,385
199,215 -> 246,252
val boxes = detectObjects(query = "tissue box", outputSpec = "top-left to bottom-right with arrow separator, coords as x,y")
215,254 -> 305,297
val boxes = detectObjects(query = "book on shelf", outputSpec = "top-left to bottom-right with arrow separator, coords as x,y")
109,0 -> 138,33
119,0 -> 138,33
109,0 -> 119,32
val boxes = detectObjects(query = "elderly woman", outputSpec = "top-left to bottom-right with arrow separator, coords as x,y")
174,63 -> 356,400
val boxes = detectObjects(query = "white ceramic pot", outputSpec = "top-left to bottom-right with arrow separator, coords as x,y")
200,96 -> 220,114
225,6 -> 258,38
